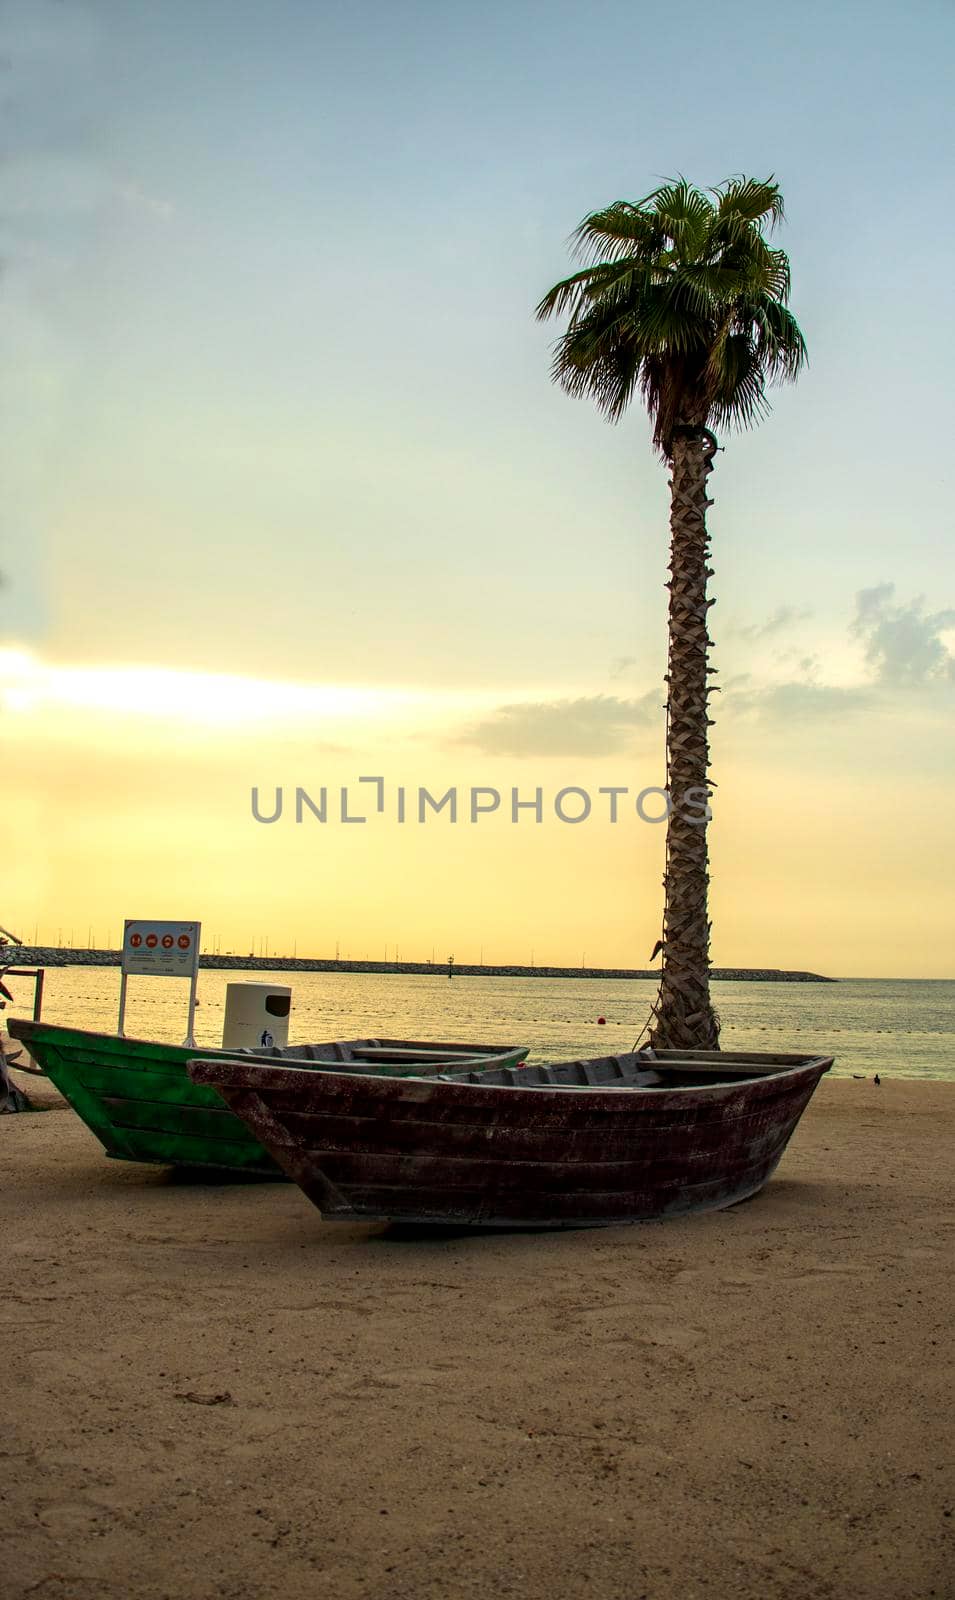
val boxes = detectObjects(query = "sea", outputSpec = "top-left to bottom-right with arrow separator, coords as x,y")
11,966 -> 955,1081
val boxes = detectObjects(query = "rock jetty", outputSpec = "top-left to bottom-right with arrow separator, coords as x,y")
2,947 -> 836,982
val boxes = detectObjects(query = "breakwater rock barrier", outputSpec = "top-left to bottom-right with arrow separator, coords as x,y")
2,947 -> 836,982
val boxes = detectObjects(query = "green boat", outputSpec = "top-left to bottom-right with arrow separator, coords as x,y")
7,1020 -> 529,1176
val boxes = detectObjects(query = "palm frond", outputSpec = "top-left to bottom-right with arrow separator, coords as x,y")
756,299 -> 808,376
708,335 -> 768,430
647,178 -> 713,232
538,173 -> 806,453
713,176 -> 785,229
537,258 -> 657,324
570,202 -> 666,265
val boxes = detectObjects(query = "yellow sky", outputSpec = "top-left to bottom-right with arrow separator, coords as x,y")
5,648 -> 953,976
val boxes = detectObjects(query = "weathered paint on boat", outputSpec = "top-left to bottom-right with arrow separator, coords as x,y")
186,1048 -> 833,1225
7,1020 -> 528,1176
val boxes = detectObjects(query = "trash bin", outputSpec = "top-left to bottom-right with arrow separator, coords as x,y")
222,982 -> 291,1050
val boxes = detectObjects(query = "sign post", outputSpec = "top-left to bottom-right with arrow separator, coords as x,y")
119,920 -> 201,1046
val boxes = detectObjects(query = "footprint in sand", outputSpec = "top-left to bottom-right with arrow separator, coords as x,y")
38,1499 -> 115,1536
678,1263 -> 875,1290
378,1363 -> 459,1386
565,1302 -> 707,1349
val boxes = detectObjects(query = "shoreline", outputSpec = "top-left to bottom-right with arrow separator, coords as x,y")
1,947 -> 836,982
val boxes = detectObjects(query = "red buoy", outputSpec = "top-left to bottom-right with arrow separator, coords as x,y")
597,1016 -> 606,1025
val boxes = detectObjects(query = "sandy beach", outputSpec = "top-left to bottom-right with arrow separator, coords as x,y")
4,1077 -> 953,1600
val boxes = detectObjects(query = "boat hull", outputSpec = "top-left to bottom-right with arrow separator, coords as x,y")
186,1050 -> 833,1226
6,1022 -> 528,1176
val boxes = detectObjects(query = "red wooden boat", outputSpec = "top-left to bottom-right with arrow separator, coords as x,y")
187,1047 -> 833,1227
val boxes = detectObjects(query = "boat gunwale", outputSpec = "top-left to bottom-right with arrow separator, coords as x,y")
6,1018 -> 527,1067
187,1051 -> 833,1104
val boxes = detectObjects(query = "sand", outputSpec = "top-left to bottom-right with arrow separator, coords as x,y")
3,1077 -> 953,1600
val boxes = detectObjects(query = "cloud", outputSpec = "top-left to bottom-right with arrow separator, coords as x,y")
458,692 -> 664,757
729,584 -> 955,724
736,681 -> 877,721
851,584 -> 955,687
455,587 -> 955,749
731,605 -> 811,642
115,178 -> 175,222
1,157 -> 174,225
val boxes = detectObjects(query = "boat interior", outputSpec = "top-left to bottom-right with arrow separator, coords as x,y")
439,1048 -> 828,1090
246,1038 -> 521,1065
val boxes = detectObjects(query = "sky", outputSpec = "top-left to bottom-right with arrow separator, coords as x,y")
3,0 -> 955,976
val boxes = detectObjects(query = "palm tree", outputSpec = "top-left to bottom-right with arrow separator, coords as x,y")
537,177 -> 806,1050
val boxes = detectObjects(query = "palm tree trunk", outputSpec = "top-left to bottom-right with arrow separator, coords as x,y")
649,425 -> 720,1051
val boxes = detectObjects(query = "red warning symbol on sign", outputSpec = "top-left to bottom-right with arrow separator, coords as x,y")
130,934 -> 142,948
146,934 -> 158,948
178,934 -> 191,950
161,935 -> 174,949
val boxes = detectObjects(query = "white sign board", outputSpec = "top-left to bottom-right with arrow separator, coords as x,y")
122,920 -> 200,978
118,919 -> 201,1045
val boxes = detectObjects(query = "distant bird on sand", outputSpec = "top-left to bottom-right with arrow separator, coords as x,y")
874,1074 -> 881,1086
